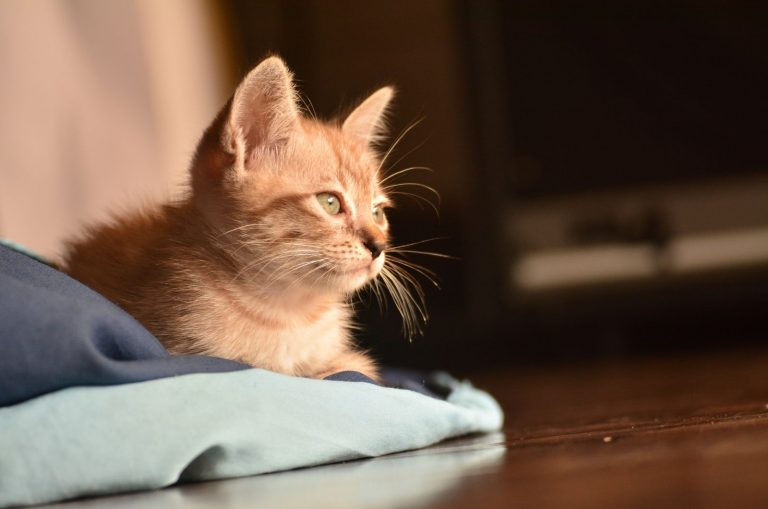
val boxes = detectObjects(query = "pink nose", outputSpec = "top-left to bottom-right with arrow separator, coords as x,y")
363,239 -> 385,259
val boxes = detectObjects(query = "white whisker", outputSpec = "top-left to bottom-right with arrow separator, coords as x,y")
380,166 -> 433,185
377,118 -> 425,174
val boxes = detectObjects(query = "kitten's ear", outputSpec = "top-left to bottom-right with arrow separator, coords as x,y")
223,57 -> 300,165
342,87 -> 394,148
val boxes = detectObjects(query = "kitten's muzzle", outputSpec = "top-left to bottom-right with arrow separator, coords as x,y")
363,239 -> 386,259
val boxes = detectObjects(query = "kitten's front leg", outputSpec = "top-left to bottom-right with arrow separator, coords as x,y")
316,350 -> 379,383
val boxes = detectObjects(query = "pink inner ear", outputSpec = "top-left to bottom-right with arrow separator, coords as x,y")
229,58 -> 300,159
232,87 -> 274,151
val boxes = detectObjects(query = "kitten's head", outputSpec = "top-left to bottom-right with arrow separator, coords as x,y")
191,57 -> 394,297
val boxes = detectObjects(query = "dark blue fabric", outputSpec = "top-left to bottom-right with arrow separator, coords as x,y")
380,367 -> 447,399
325,370 -> 443,398
325,370 -> 378,384
0,244 -> 249,407
323,370 -> 444,399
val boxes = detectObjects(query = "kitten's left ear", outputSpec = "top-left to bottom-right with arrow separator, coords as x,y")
224,57 -> 300,166
342,87 -> 395,148
192,57 -> 300,189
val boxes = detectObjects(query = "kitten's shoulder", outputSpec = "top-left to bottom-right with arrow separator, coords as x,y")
65,205 -> 171,258
62,204 -> 179,294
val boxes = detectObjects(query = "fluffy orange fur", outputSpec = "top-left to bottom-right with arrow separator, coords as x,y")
64,57 -> 399,380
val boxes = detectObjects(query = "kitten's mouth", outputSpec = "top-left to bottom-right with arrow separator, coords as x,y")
337,265 -> 371,277
334,260 -> 382,282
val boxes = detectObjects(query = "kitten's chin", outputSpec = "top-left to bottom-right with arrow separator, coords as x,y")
329,257 -> 384,293
329,268 -> 372,293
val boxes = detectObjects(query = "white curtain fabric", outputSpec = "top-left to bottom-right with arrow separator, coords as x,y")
0,0 -> 233,258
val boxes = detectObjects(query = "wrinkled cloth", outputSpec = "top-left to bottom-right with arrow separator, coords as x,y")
0,368 -> 503,507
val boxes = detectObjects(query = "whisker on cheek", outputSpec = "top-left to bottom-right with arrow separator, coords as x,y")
373,263 -> 428,341
386,255 -> 441,290
377,118 -> 425,175
230,248 -> 319,283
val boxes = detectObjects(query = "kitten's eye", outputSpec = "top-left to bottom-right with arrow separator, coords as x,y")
372,205 -> 385,225
316,192 -> 341,215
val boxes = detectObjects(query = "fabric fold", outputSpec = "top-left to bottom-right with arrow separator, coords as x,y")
0,368 -> 503,508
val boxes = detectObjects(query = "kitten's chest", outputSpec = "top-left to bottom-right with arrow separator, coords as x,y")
184,286 -> 350,377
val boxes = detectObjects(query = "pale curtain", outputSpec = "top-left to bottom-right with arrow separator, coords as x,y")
0,0 -> 234,259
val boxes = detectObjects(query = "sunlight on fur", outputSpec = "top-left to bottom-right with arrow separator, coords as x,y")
63,56 -> 441,381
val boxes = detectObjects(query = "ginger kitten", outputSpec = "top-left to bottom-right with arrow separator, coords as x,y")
64,56 -> 419,380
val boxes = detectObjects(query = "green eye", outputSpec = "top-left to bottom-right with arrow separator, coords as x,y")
372,205 -> 385,224
316,192 -> 341,215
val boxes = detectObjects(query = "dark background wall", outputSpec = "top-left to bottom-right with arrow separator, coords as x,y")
225,0 -> 768,373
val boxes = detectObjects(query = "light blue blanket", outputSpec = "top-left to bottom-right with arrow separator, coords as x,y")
0,369 -> 503,508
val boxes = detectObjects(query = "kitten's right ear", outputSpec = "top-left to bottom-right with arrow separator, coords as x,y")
343,87 -> 395,148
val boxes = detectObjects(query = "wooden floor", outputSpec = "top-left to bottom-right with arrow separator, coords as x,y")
39,351 -> 768,509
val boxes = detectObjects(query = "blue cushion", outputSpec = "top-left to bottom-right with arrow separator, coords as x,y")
0,243 -> 249,407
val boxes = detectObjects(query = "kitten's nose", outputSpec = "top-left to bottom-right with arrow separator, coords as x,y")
363,239 -> 386,259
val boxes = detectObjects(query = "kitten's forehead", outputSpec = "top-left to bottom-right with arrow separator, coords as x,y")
293,119 -> 382,193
